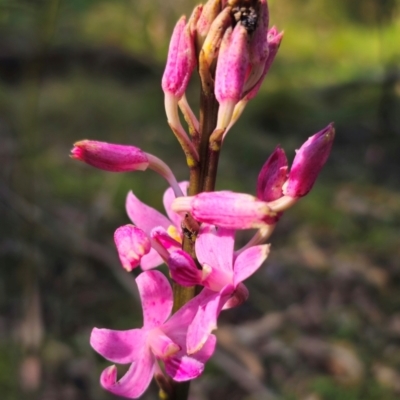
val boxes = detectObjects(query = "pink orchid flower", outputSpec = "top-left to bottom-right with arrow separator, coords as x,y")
168,224 -> 269,353
169,224 -> 269,307
126,181 -> 188,270
91,270 -> 216,399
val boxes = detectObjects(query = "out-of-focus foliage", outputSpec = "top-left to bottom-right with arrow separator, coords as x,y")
0,0 -> 400,399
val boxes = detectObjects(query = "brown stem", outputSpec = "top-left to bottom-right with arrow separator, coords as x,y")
198,89 -> 219,191
165,78 -> 219,400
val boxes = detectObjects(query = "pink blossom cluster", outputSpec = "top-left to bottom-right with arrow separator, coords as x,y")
71,0 -> 335,398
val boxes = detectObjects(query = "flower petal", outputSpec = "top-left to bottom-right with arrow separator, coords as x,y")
137,271 -> 173,329
140,248 -> 164,270
186,286 -> 232,354
223,283 -> 249,309
151,226 -> 182,252
168,250 -> 202,287
100,347 -> 155,399
196,224 -> 235,274
126,191 -> 171,235
164,333 -> 216,382
164,355 -> 204,382
90,328 -> 147,364
193,333 -> 217,362
163,181 -> 189,231
233,244 -> 270,286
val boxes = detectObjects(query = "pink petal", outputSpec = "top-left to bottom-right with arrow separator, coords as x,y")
164,333 -> 216,381
168,250 -> 202,287
196,224 -> 235,274
233,244 -> 270,286
90,328 -> 147,364
126,191 -> 171,235
148,329 -> 180,359
194,333 -> 217,362
137,271 -> 173,329
164,355 -> 204,382
163,181 -> 189,231
151,226 -> 181,252
140,248 -> 164,270
162,291 -> 205,343
186,287 -> 233,354
223,283 -> 249,309
100,348 -> 155,399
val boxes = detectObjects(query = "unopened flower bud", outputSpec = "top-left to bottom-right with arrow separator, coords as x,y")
196,0 -> 221,46
215,23 -> 249,129
71,140 -> 149,172
257,146 -> 288,202
245,26 -> 283,99
245,0 -> 269,91
172,191 -> 276,230
162,16 -> 196,100
257,146 -> 288,223
114,225 -> 151,271
284,123 -> 335,198
200,6 -> 232,72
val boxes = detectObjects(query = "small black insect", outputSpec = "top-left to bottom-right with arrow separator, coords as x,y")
181,213 -> 200,242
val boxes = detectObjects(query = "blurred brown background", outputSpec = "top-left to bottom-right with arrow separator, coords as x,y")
0,0 -> 400,399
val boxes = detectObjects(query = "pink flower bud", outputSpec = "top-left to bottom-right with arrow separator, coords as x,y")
249,0 -> 269,66
71,140 -> 149,172
244,0 -> 269,91
245,26 -> 283,100
284,123 -> 335,198
257,146 -> 288,224
215,23 -> 249,105
257,146 -> 288,202
114,225 -> 151,271
215,23 -> 249,129
172,191 -> 276,230
162,16 -> 196,100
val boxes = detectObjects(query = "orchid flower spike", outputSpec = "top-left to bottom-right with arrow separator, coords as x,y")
90,271 -> 216,398
71,140 -> 184,197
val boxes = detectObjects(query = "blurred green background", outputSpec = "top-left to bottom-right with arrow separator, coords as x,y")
1,0 -> 400,399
